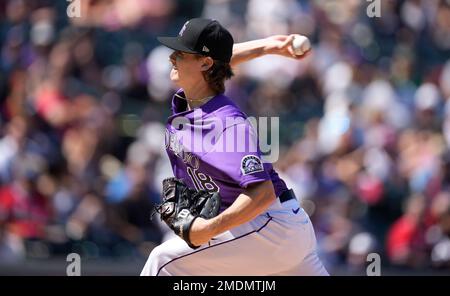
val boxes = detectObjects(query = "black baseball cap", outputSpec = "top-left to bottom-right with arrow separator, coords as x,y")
157,18 -> 234,63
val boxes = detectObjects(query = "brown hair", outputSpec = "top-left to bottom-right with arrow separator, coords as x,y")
200,59 -> 234,94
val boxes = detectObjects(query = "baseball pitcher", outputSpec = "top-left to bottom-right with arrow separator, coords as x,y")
140,18 -> 328,276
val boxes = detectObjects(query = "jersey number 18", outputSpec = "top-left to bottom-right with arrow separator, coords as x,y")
187,167 -> 219,192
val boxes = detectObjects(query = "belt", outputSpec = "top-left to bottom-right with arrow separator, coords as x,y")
278,189 -> 296,203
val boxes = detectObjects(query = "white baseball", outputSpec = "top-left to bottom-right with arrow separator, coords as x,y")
291,35 -> 311,56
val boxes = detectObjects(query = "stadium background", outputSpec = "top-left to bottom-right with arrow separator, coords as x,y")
1,0 -> 450,275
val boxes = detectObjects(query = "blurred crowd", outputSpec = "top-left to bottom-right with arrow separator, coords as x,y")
1,0 -> 450,273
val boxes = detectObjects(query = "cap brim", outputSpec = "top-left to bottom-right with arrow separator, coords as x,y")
157,36 -> 198,54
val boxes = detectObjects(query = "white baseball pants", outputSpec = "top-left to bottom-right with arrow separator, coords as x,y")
140,198 -> 329,276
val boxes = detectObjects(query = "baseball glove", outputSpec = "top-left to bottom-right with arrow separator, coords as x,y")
152,177 -> 221,248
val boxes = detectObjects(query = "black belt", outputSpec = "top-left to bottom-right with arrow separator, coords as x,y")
279,189 -> 296,203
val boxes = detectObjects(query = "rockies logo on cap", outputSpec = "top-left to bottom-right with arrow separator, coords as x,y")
179,21 -> 189,37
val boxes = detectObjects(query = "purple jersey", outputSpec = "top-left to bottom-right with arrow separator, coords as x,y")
165,89 -> 288,210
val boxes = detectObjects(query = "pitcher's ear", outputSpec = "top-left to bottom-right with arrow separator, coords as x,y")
201,57 -> 214,71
